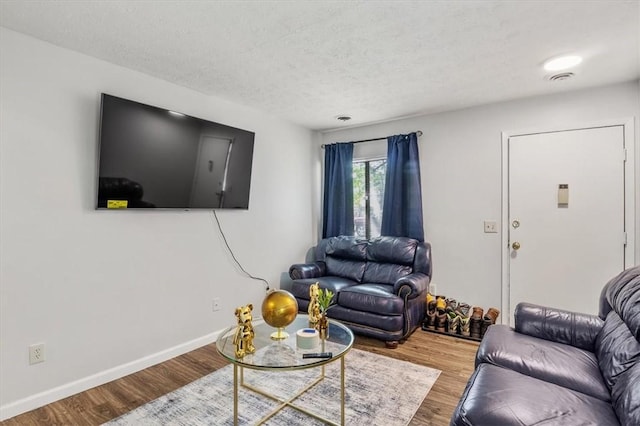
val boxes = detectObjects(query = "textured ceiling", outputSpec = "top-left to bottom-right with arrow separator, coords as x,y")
1,1 -> 638,131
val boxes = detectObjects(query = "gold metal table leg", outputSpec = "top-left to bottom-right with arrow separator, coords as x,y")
233,364 -> 238,426
232,350 -> 349,425
341,356 -> 345,425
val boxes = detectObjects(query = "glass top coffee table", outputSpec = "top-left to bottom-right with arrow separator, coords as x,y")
216,315 -> 354,425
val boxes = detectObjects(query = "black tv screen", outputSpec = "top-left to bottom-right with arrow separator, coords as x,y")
96,94 -> 255,210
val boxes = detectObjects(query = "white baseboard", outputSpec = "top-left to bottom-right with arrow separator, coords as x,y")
0,330 -> 222,421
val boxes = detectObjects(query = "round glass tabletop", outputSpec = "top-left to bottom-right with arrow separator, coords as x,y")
216,314 -> 354,370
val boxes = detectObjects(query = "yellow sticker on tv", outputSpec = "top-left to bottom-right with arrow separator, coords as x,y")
107,200 -> 128,209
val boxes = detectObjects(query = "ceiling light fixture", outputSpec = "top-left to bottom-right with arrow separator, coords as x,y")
543,55 -> 583,72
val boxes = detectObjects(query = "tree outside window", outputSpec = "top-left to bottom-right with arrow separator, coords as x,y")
353,159 -> 386,239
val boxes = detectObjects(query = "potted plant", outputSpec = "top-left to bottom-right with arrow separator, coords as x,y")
316,288 -> 335,338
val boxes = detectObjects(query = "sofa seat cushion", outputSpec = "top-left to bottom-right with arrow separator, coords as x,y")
477,325 -> 610,402
328,305 -> 404,333
289,277 -> 358,301
452,363 -> 620,426
336,284 -> 403,315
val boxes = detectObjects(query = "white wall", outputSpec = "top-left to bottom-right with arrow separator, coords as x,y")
322,80 -> 640,315
0,28 -> 316,419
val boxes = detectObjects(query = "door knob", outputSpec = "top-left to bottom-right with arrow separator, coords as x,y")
512,241 -> 521,250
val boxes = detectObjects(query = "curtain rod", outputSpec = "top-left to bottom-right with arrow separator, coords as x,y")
321,130 -> 422,148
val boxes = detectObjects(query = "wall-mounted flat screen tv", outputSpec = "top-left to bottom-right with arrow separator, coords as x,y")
96,94 -> 255,210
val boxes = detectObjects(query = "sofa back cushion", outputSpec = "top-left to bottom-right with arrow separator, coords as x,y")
595,266 -> 640,423
599,266 -> 640,337
363,262 -> 412,285
363,237 -> 417,284
595,311 -> 640,390
325,257 -> 365,283
610,360 -> 640,425
326,236 -> 368,260
367,237 -> 417,265
323,236 -> 367,283
317,235 -> 432,285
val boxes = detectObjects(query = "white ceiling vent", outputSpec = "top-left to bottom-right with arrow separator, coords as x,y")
547,72 -> 575,81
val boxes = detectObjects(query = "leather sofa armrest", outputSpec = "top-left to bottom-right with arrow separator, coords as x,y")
289,262 -> 326,280
394,273 -> 430,299
514,302 -> 604,352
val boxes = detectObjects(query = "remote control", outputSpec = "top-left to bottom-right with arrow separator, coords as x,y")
302,352 -> 333,359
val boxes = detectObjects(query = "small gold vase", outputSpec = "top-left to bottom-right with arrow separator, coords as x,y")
317,314 -> 329,339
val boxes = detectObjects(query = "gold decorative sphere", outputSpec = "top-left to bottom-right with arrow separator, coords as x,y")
261,289 -> 298,331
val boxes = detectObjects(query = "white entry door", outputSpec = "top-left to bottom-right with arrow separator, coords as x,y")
506,126 -> 627,323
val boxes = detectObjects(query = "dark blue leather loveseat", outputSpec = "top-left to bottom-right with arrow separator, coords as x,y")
451,266 -> 640,425
288,236 -> 432,348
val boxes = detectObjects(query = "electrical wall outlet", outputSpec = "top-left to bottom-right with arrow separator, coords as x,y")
29,343 -> 45,365
483,220 -> 498,233
212,298 -> 221,312
428,283 -> 437,295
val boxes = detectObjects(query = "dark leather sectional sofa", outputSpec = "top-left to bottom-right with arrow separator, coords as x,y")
288,236 -> 432,348
451,266 -> 640,425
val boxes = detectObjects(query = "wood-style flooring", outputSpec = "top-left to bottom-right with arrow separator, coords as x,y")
2,329 -> 478,426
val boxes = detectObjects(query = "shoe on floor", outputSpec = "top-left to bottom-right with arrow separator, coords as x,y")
470,317 -> 482,339
435,311 -> 448,332
426,293 -> 437,315
480,318 -> 492,338
460,316 -> 471,337
471,306 -> 484,320
447,312 -> 460,334
455,302 -> 471,317
445,298 -> 458,313
484,307 -> 500,324
425,311 -> 436,329
436,295 -> 446,311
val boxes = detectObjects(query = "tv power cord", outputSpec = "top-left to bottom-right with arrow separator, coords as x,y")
211,210 -> 270,292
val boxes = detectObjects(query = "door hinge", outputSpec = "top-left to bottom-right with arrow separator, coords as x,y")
623,232 -> 628,246
623,148 -> 627,162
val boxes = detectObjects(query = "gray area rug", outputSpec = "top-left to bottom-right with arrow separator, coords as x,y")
106,348 -> 441,425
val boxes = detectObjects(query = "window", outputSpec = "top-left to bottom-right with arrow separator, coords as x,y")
353,159 -> 386,239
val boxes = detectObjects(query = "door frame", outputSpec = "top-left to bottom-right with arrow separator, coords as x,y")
500,118 -> 636,325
